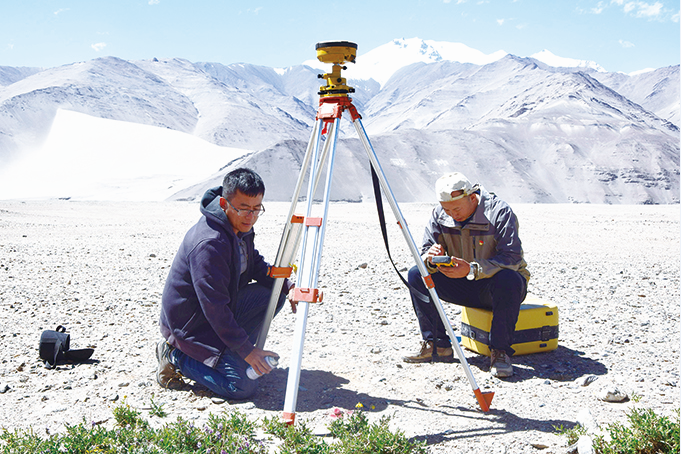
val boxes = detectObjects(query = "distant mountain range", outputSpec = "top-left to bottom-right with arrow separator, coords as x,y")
0,38 -> 678,204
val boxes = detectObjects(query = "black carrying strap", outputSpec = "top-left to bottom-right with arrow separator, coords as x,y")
39,325 -> 94,369
370,165 -> 430,304
371,165 -> 446,360
462,322 -> 559,345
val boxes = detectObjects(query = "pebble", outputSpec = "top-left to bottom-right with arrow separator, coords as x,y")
594,384 -> 628,402
575,375 -> 599,387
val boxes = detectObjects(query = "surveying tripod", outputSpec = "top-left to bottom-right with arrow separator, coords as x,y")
255,41 -> 494,424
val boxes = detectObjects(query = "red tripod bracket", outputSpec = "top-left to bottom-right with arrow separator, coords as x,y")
292,287 -> 324,303
317,96 -> 362,134
268,266 -> 293,279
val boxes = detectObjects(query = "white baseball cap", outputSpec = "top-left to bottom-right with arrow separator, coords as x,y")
436,172 -> 480,202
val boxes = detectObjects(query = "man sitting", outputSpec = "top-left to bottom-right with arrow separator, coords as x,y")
403,172 -> 529,378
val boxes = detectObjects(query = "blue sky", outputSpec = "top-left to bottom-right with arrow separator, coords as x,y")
0,0 -> 678,74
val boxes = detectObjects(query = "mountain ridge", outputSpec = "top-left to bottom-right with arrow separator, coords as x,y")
0,38 -> 678,204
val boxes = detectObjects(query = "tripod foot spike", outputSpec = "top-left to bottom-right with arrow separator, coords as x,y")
474,388 -> 494,412
282,412 -> 296,426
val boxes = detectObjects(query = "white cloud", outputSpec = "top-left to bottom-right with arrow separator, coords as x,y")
496,18 -> 505,25
91,42 -> 107,52
587,0 -> 667,19
54,8 -> 70,15
619,39 -> 635,48
636,1 -> 663,17
621,1 -> 663,18
148,0 -> 160,4
592,1 -> 607,13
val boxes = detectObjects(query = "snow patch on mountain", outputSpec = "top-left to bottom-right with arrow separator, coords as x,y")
530,49 -> 606,72
0,109 -> 249,201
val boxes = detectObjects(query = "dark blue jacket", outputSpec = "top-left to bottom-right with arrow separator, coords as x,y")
160,187 -> 276,368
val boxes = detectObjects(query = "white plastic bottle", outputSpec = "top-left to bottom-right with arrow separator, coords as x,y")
246,356 -> 279,380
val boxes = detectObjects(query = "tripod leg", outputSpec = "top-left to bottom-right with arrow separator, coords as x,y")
256,118 -> 338,349
352,118 -> 494,412
255,121 -> 323,349
282,118 -> 341,424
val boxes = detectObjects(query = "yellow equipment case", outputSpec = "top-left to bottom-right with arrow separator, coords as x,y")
460,296 -> 558,356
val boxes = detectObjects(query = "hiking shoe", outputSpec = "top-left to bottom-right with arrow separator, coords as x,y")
155,341 -> 184,389
403,341 -> 455,363
490,349 -> 513,378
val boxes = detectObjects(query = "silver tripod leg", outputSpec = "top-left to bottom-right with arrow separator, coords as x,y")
281,117 -> 341,424
352,118 -> 494,412
256,109 -> 341,349
255,120 -> 322,350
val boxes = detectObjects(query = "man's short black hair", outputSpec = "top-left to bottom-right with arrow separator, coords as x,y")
222,168 -> 265,199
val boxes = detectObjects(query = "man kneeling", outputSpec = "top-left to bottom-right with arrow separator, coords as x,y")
156,168 -> 292,398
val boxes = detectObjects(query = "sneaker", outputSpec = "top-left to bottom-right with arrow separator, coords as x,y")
155,341 -> 184,389
490,349 -> 513,378
403,340 -> 455,363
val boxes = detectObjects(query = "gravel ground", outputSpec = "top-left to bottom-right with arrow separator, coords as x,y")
0,200 -> 678,453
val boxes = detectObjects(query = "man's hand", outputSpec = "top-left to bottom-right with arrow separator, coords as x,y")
424,244 -> 445,263
438,256 -> 470,279
425,244 -> 470,279
244,348 -> 279,377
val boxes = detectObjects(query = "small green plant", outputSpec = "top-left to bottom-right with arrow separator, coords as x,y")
556,407 -> 680,454
262,416 -> 330,454
112,402 -> 148,430
553,423 -> 587,445
593,408 -> 679,454
0,427 -> 58,453
149,396 -> 167,418
328,407 -> 427,454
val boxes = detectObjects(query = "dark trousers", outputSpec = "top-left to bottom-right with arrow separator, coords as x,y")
170,283 -> 286,399
407,266 -> 527,355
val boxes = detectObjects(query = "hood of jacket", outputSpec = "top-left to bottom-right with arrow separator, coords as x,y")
200,186 -> 230,228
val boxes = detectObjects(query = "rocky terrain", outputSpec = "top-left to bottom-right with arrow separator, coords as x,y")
0,200 -> 678,453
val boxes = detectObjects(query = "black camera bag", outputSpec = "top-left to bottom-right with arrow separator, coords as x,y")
39,325 -> 94,368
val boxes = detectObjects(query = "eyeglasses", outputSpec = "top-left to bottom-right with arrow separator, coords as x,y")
225,198 -> 265,218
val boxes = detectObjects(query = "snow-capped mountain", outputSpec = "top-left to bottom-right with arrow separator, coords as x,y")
304,38 -> 508,87
0,38 -> 677,204
530,49 -> 606,73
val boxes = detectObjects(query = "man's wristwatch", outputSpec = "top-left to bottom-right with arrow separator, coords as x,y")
467,262 -> 478,280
